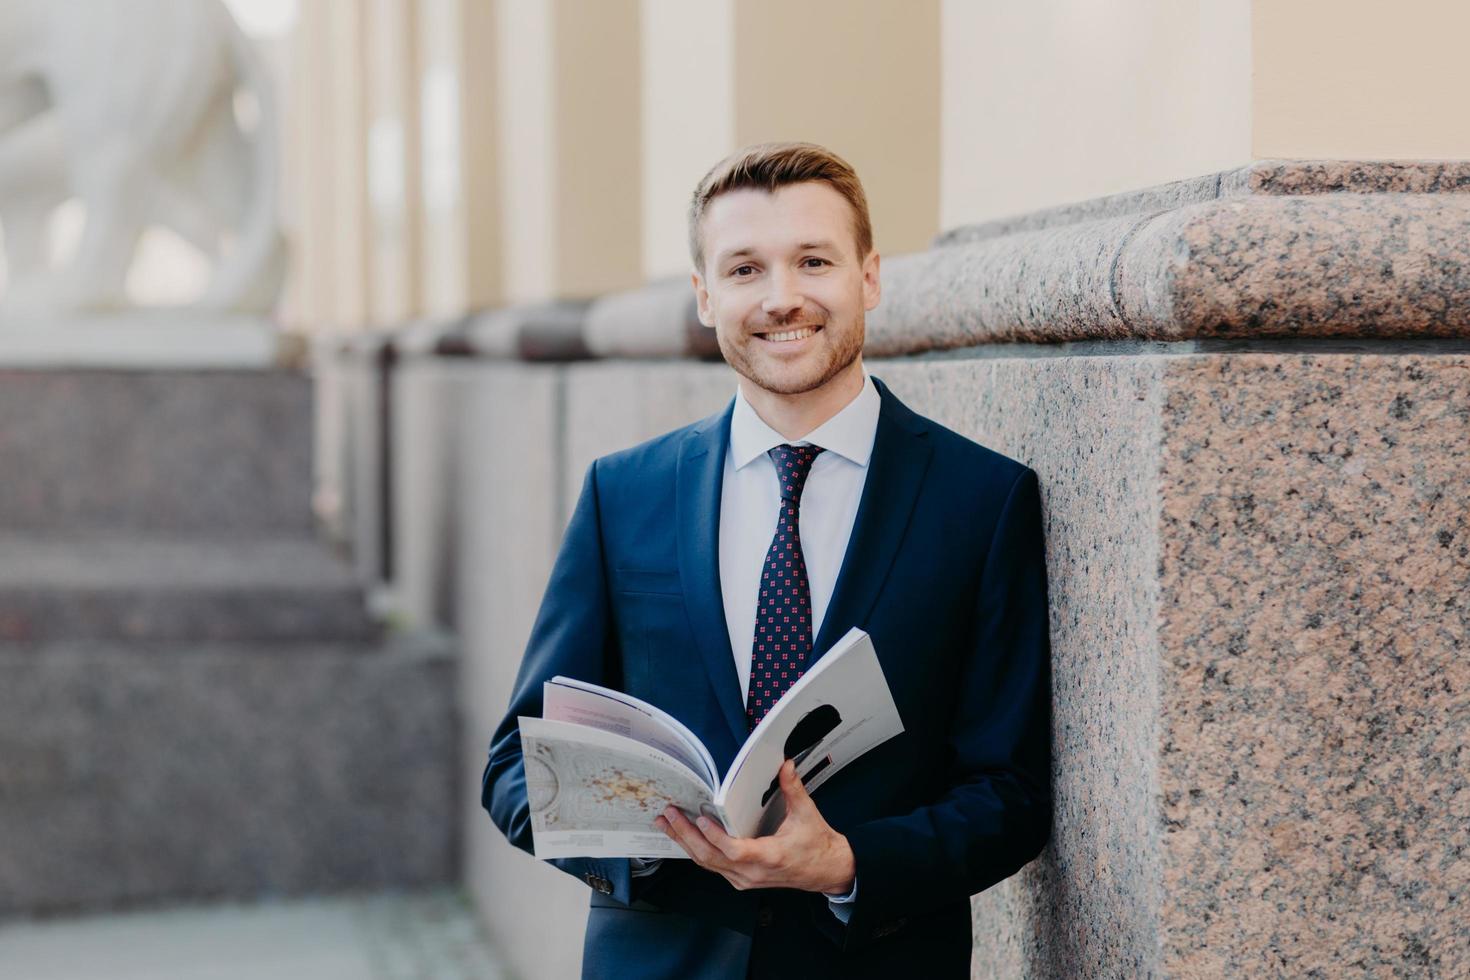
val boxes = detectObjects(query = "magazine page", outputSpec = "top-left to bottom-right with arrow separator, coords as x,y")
543,677 -> 718,788
517,717 -> 710,859
716,627 -> 904,838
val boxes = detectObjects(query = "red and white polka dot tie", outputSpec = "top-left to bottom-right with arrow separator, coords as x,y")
745,443 -> 824,730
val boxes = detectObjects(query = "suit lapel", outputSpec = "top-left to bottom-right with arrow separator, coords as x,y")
809,375 -> 934,659
675,401 -> 749,750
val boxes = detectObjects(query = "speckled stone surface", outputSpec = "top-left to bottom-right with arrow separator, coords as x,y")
1118,194 -> 1470,341
875,195 -> 1470,353
0,369 -> 314,535
876,353 -> 1468,977
0,634 -> 457,915
0,533 -> 377,643
868,161 -> 1470,354
866,216 -> 1144,353
1154,353 -> 1469,978
1231,159 -> 1470,197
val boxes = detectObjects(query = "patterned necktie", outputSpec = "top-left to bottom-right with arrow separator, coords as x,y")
746,443 -> 824,730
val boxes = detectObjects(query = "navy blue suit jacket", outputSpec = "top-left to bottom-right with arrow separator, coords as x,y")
483,376 -> 1052,979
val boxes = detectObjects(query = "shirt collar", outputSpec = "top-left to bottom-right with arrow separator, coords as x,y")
730,370 -> 880,470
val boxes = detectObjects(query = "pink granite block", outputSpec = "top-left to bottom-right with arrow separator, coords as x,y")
1156,353 -> 1468,977
874,352 -> 1468,978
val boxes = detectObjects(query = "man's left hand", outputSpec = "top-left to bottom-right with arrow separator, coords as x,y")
653,759 -> 856,895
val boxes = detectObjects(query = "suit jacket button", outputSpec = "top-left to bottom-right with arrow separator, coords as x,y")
757,906 -> 773,927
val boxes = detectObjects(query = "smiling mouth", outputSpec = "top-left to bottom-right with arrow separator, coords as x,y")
754,325 -> 823,343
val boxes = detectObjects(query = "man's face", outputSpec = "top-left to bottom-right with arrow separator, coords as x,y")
693,182 -> 880,397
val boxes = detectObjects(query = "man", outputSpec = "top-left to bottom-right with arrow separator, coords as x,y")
483,142 -> 1051,979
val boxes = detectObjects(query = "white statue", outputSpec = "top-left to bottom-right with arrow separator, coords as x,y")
0,0 -> 285,318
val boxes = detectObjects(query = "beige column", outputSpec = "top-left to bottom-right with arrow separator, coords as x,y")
641,0 -> 941,276
732,0 -> 941,259
495,0 -> 643,304
286,0 -> 372,329
364,0 -> 425,326
639,0 -> 735,280
457,0 -> 503,312
321,0 -> 371,329
1253,0 -> 1470,158
414,0 -> 502,317
938,0 -> 1253,228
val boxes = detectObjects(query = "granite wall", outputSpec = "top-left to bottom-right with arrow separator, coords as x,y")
1154,353 -> 1468,976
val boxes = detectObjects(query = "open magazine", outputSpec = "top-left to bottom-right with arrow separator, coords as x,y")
518,626 -> 904,860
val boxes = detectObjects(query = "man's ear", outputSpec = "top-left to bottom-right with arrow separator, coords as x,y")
692,271 -> 715,327
862,250 -> 882,311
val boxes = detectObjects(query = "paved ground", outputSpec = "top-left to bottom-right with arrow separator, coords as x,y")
0,890 -> 509,980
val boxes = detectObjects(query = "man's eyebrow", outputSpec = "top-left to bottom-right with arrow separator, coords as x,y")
714,240 -> 840,265
714,247 -> 757,265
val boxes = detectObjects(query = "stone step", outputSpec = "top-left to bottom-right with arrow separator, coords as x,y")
0,632 -> 457,915
0,890 -> 510,980
0,368 -> 314,535
0,534 -> 379,643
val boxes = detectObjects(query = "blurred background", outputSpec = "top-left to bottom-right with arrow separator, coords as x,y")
1,1 -> 1467,978
16,0 -> 1466,326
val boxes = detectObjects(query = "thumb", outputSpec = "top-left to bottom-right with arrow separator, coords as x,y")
779,759 -> 817,815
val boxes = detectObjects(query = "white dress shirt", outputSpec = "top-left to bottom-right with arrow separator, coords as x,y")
634,371 -> 878,922
720,372 -> 880,702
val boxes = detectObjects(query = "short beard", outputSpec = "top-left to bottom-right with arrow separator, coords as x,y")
716,309 -> 865,396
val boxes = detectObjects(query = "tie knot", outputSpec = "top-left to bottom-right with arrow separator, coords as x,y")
768,444 -> 824,500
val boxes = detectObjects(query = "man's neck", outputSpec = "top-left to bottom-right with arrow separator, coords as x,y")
740,359 -> 867,442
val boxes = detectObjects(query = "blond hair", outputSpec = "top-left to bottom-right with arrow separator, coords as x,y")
688,142 -> 873,272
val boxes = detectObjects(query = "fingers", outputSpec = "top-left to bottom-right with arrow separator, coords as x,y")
657,807 -> 723,867
655,806 -> 771,890
695,813 -> 748,863
778,759 -> 817,818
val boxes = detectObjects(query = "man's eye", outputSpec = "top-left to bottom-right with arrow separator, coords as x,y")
731,265 -> 755,277
801,258 -> 829,268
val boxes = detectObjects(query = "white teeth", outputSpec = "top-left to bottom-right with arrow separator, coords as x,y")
764,327 -> 817,342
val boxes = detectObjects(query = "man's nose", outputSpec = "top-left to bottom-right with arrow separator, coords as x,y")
761,268 -> 804,320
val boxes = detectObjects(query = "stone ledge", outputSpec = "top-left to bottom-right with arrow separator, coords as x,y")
583,277 -> 719,360
935,159 -> 1470,246
0,315 -> 308,370
0,534 -> 378,644
868,160 -> 1470,354
463,300 -> 592,360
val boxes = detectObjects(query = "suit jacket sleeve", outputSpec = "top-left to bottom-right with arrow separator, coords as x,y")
836,466 -> 1053,948
480,460 -> 636,904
